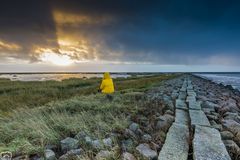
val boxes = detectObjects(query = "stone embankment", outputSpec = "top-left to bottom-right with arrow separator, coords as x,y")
10,74 -> 240,160
158,75 -> 239,160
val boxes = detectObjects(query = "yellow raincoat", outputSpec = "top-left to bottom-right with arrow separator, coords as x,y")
100,72 -> 115,94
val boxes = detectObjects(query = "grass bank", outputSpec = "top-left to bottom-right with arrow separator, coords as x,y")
0,73 -> 179,157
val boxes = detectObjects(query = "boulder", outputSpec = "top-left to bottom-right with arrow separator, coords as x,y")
220,131 -> 234,140
59,149 -> 83,160
224,112 -> 240,123
124,129 -> 138,140
44,149 -> 55,160
223,140 -> 240,159
165,110 -> 174,116
60,137 -> 79,152
136,143 -> 157,159
156,114 -> 174,132
202,101 -> 218,109
222,120 -> 240,145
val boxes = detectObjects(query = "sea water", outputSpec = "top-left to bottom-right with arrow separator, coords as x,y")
197,73 -> 240,91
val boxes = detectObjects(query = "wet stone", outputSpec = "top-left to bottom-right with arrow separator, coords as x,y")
176,99 -> 188,110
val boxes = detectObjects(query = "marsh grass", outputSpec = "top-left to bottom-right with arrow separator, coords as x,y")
0,74 -> 178,155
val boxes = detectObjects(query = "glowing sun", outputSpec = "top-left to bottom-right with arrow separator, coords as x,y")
40,52 -> 73,66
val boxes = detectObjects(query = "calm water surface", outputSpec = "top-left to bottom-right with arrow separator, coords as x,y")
0,73 -> 131,81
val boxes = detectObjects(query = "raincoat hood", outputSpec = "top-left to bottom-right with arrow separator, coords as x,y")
103,72 -> 111,79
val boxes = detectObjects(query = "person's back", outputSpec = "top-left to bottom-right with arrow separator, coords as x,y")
100,72 -> 114,94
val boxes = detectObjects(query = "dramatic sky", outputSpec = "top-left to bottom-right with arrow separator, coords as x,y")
0,0 -> 240,72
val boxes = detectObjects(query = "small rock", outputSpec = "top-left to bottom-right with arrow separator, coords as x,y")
221,131 -> 234,140
92,139 -> 102,149
124,129 -> 138,139
103,137 -> 113,147
84,136 -> 92,144
142,134 -> 152,142
165,110 -> 174,116
95,150 -> 112,160
223,119 -> 240,146
129,123 -> 139,132
44,149 -> 55,160
74,131 -> 86,140
223,140 -> 240,159
136,143 -> 157,159
156,114 -> 174,132
60,137 -> 79,152
122,139 -> 134,152
122,152 -> 136,160
59,149 -> 83,160
207,115 -> 218,121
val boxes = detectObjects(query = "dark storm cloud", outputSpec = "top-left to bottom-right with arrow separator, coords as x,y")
0,0 -> 58,61
1,0 -> 240,65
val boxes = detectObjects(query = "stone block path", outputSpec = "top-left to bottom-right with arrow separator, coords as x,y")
158,76 -> 231,160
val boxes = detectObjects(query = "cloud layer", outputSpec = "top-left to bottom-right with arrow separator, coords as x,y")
0,0 -> 240,66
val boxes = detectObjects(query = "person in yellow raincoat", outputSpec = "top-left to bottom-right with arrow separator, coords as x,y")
99,72 -> 115,94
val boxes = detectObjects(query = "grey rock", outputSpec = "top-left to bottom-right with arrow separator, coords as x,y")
142,134 -> 152,142
202,101 -> 218,109
124,129 -> 138,140
95,150 -> 112,160
129,123 -> 139,132
223,140 -> 240,158
103,137 -> 113,147
60,137 -> 79,152
156,114 -> 174,132
224,112 -> 240,123
122,152 -> 136,160
122,139 -> 134,152
222,120 -> 240,145
158,123 -> 189,160
136,143 -> 157,159
44,149 -> 55,160
220,131 -> 234,140
59,149 -> 83,160
207,114 -> 219,121
193,126 -> 231,160
84,136 -> 92,144
165,110 -> 174,116
92,139 -> 102,149
74,131 -> 86,140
